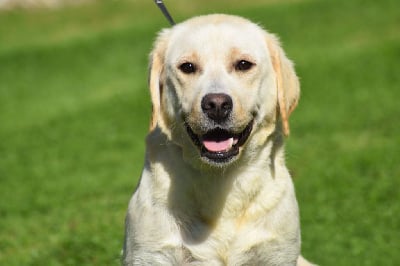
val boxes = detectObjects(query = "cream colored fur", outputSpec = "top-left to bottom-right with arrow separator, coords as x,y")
123,14 -> 315,266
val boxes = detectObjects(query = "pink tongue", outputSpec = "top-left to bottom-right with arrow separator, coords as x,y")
203,138 -> 233,152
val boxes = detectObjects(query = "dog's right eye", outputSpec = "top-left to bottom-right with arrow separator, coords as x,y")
179,62 -> 197,74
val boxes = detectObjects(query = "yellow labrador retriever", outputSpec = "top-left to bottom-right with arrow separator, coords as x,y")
123,14 -> 315,266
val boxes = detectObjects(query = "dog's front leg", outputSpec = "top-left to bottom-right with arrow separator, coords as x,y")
122,194 -> 185,265
122,247 -> 183,266
123,219 -> 183,265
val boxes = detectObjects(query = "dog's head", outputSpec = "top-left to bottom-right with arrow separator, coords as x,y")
148,14 -> 299,167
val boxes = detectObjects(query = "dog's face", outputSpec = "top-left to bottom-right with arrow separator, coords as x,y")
149,15 -> 299,167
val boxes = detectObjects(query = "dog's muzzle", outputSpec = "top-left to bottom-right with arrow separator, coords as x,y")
184,93 -> 254,164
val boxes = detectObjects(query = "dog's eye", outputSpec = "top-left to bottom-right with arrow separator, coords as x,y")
179,62 -> 197,74
235,60 -> 254,72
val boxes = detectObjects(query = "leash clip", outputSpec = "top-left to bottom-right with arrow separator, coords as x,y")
154,0 -> 176,26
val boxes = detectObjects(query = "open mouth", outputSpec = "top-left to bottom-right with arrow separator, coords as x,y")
185,121 -> 254,164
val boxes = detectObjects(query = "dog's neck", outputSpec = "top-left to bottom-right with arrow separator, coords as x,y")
144,126 -> 289,243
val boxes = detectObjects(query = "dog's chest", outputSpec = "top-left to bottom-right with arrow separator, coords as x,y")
172,182 -> 300,265
179,219 -> 296,265
175,208 -> 280,265
180,220 -> 248,264
137,145 -> 300,264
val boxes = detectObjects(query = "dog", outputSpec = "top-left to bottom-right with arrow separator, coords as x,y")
123,14 -> 315,265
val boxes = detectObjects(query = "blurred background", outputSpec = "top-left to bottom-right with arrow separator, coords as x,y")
0,0 -> 399,265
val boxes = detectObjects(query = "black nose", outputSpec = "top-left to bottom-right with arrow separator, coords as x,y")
201,93 -> 233,123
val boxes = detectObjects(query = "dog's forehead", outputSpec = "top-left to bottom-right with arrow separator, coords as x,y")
167,15 -> 268,61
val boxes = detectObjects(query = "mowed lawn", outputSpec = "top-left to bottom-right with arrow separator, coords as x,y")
0,0 -> 399,265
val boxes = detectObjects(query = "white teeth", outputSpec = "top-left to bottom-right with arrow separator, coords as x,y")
233,138 -> 238,145
227,138 -> 234,149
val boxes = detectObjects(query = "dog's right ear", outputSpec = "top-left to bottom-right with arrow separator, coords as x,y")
148,29 -> 170,131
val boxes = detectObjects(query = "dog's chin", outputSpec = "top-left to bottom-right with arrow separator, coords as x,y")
185,120 -> 254,166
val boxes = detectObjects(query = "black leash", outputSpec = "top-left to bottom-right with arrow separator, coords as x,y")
154,0 -> 176,26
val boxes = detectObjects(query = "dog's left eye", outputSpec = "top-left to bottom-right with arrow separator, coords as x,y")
235,60 -> 254,72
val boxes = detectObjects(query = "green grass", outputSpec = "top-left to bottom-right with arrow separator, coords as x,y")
0,0 -> 399,265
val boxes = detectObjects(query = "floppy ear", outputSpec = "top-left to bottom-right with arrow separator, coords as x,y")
266,33 -> 300,136
148,29 -> 170,131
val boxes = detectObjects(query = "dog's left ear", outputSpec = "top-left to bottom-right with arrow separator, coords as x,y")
266,33 -> 300,136
148,29 -> 170,132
